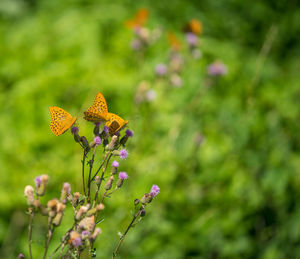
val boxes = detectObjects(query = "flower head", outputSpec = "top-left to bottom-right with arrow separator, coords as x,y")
170,74 -> 183,88
94,136 -> 101,145
120,148 -> 128,160
112,161 -> 119,168
71,126 -> 79,135
34,176 -> 42,188
130,39 -> 142,51
103,126 -> 109,134
119,172 -> 128,180
72,237 -> 82,247
145,89 -> 157,102
150,185 -> 160,197
62,183 -> 71,194
207,61 -> 227,76
155,64 -> 167,76
186,32 -> 198,47
126,129 -> 134,137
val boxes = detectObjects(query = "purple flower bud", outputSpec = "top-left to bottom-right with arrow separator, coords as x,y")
186,32 -> 198,47
103,126 -> 109,133
94,136 -> 101,145
94,122 -> 101,127
71,126 -> 79,135
155,64 -> 167,76
112,161 -> 119,168
120,148 -> 128,160
207,61 -> 227,76
17,254 -> 25,259
35,176 -> 42,188
114,131 -> 121,137
150,185 -> 160,197
72,237 -> 82,247
119,172 -> 128,180
126,129 -> 134,137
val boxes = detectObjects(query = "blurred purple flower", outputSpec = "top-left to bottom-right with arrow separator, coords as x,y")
130,39 -> 142,51
112,160 -> 119,168
155,64 -> 167,76
35,176 -> 42,188
72,237 -> 82,247
94,136 -> 101,145
145,89 -> 157,102
103,126 -> 109,133
71,126 -> 79,135
170,74 -> 183,88
126,129 -> 134,137
186,32 -> 198,47
119,172 -> 128,180
207,61 -> 227,76
62,183 -> 71,194
150,185 -> 160,197
120,148 -> 128,160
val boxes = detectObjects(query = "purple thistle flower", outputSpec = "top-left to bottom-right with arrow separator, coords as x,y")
126,129 -> 134,137
71,126 -> 79,135
103,126 -> 109,133
186,32 -> 198,47
207,61 -> 227,76
120,148 -> 128,160
35,176 -> 42,188
114,131 -> 121,137
112,161 -> 119,168
94,136 -> 101,145
94,122 -> 101,127
150,185 -> 160,197
81,230 -> 90,238
155,64 -> 167,76
72,237 -> 82,247
119,172 -> 128,180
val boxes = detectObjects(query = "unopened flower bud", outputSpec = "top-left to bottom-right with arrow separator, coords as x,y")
95,175 -> 101,185
17,254 -> 25,259
24,185 -> 35,206
36,174 -> 49,196
47,199 -> 58,217
96,203 -> 105,211
105,176 -> 114,190
72,192 -> 81,207
111,160 -> 119,175
93,124 -> 100,136
141,193 -> 152,204
105,135 -> 118,151
80,136 -> 90,152
73,133 -> 81,143
134,199 -> 140,206
60,182 -> 71,204
140,209 -> 146,217
90,228 -> 102,240
120,135 -> 129,146
53,212 -> 64,226
79,216 -> 95,232
75,205 -> 89,221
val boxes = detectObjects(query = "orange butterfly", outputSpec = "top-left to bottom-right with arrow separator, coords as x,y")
105,112 -> 129,135
125,8 -> 149,29
84,92 -> 109,123
184,19 -> 202,35
167,32 -> 182,51
49,107 -> 77,136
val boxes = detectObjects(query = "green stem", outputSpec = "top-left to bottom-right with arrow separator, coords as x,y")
28,207 -> 34,259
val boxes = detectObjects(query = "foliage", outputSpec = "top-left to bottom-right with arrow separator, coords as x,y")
0,0 -> 300,258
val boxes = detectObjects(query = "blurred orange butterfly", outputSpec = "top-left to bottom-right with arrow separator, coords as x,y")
167,32 -> 182,51
84,92 -> 109,123
184,19 -> 202,35
125,8 -> 149,29
49,107 -> 77,136
105,112 -> 129,135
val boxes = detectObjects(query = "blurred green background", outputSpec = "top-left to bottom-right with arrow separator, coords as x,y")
1,0 -> 300,258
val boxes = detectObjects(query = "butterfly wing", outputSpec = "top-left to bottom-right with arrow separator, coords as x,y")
49,106 -> 77,136
105,112 -> 129,135
167,32 -> 181,51
84,92 -> 109,122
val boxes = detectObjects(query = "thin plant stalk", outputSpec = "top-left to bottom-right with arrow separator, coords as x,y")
82,151 -> 87,196
112,206 -> 144,258
87,146 -> 97,203
43,217 -> 54,259
28,207 -> 34,259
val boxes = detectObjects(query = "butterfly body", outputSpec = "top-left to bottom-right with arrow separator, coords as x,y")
49,106 -> 77,136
